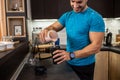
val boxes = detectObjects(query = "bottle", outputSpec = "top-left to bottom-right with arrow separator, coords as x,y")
45,30 -> 58,43
55,38 -> 60,46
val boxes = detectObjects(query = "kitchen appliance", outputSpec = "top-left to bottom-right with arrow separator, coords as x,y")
105,32 -> 112,46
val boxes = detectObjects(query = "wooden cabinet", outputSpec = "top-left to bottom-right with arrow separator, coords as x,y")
31,0 -> 59,19
7,16 -> 26,37
94,51 -> 108,80
88,0 -> 120,18
31,0 -> 120,19
114,0 -> 120,17
88,0 -> 114,18
6,0 -> 25,12
0,0 -> 7,40
30,0 -> 72,19
109,52 -> 120,80
5,0 -> 27,37
94,51 -> 120,80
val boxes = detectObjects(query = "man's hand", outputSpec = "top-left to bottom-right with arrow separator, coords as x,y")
52,50 -> 71,64
39,29 -> 49,43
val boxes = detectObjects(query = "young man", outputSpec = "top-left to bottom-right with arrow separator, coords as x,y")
39,0 -> 105,80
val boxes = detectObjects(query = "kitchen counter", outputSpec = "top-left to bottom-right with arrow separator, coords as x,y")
0,41 -> 29,80
101,46 -> 120,54
16,58 -> 80,80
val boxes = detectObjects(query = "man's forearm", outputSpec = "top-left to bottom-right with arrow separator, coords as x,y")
74,43 -> 102,58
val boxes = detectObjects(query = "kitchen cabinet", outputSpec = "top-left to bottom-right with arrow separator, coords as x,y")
94,51 -> 108,80
114,0 -> 120,17
57,0 -> 72,18
0,41 -> 29,80
88,0 -> 114,18
5,0 -> 27,37
31,0 -> 120,18
30,0 -> 72,19
31,0 -> 58,19
109,52 -> 120,80
0,0 -> 7,40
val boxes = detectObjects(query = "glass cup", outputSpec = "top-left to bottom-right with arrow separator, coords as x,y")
50,46 -> 60,64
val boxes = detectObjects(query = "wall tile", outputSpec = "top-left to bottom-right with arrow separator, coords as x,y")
27,18 -> 120,45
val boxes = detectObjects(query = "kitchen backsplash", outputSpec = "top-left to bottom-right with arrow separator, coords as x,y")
27,18 -> 120,45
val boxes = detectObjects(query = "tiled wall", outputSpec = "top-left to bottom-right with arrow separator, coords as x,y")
27,19 -> 67,45
104,18 -> 120,43
27,18 -> 120,45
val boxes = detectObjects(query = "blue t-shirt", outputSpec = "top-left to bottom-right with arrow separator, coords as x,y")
58,7 -> 105,66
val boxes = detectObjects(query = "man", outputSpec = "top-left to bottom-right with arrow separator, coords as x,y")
39,0 -> 105,80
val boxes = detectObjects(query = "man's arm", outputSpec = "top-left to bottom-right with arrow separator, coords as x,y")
44,21 -> 64,32
39,21 -> 63,43
74,32 -> 104,58
52,32 -> 104,64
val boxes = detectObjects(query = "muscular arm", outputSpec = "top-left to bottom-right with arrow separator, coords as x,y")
44,21 -> 64,32
39,21 -> 64,43
74,32 -> 104,58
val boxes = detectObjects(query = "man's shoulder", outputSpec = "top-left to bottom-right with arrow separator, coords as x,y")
61,10 -> 74,18
64,10 -> 73,15
88,7 -> 102,18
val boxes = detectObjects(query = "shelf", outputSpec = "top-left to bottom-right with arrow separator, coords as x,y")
7,16 -> 26,37
6,0 -> 25,12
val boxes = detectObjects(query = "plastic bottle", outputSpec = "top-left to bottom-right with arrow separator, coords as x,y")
45,30 -> 58,43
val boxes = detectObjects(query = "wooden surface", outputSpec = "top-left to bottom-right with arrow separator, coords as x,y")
0,0 -> 7,38
94,51 -> 108,80
116,34 -> 120,42
109,52 -> 120,80
34,53 -> 52,59
7,16 -> 26,37
37,44 -> 53,48
0,42 -> 29,80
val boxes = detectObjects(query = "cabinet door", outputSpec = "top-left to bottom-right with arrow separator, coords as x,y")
44,0 -> 58,19
88,0 -> 114,18
94,51 -> 108,80
30,0 -> 72,19
109,52 -> 120,80
31,0 -> 58,19
58,0 -> 72,18
114,0 -> 120,17
31,0 -> 44,19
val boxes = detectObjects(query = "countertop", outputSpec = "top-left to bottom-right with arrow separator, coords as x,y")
101,46 -> 120,54
0,42 -> 29,80
16,59 -> 80,80
16,45 -> 120,80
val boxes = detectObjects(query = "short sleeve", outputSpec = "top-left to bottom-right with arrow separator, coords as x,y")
58,13 -> 67,27
89,13 -> 105,32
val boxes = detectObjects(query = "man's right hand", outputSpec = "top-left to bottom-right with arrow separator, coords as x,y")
39,29 -> 49,43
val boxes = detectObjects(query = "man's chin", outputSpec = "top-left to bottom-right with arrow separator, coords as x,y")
74,10 -> 81,13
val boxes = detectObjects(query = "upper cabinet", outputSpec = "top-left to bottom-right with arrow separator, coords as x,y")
5,0 -> 27,37
30,0 -> 120,19
114,0 -> 120,18
30,0 -> 72,19
88,0 -> 120,18
88,0 -> 114,18
6,0 -> 25,12
31,0 -> 58,19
